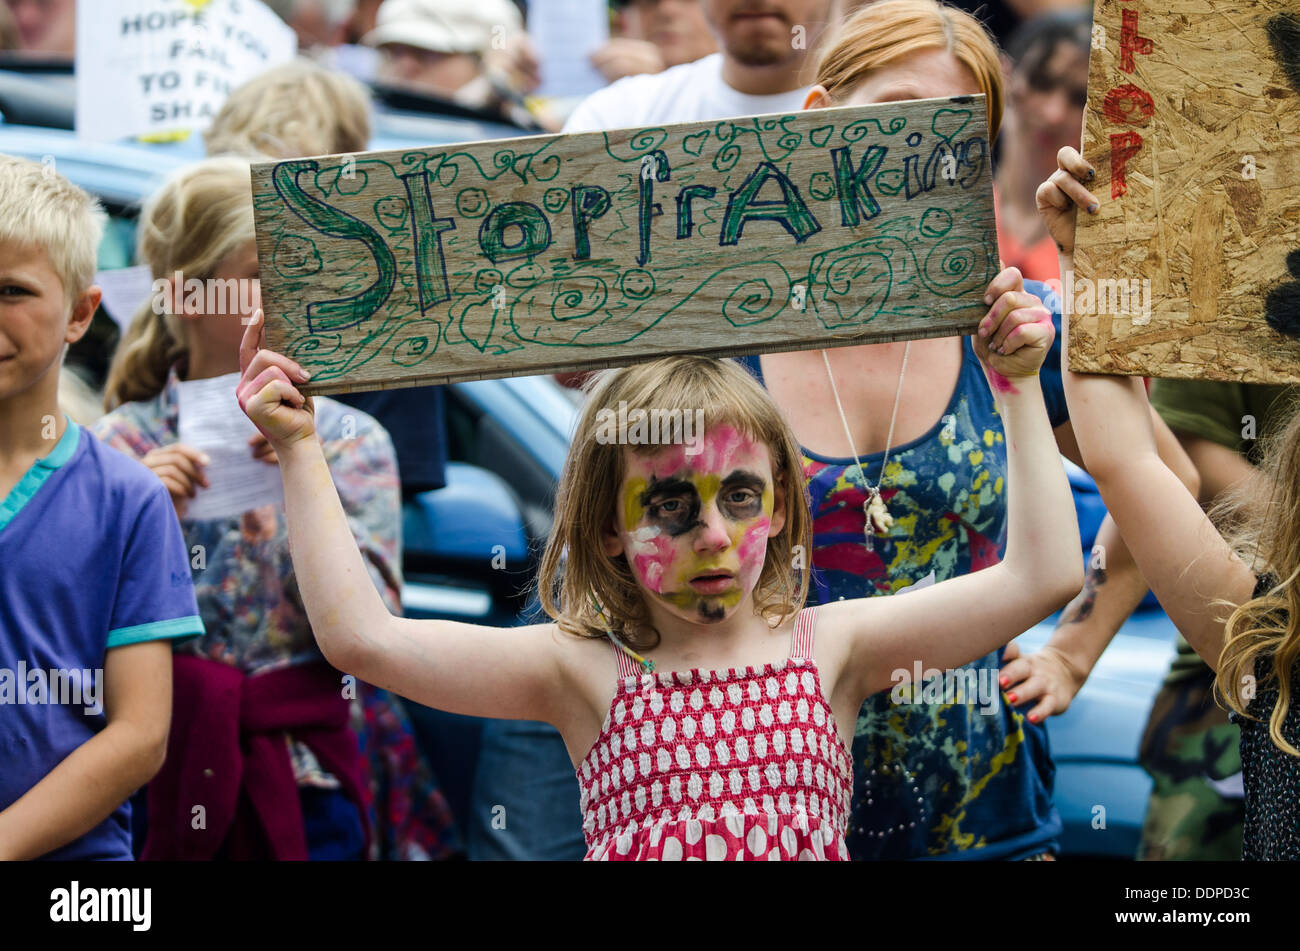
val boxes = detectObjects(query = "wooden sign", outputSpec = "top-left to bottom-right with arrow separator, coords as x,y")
1071,1 -> 1300,383
251,96 -> 997,395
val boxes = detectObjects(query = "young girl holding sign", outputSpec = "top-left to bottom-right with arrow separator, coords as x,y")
1039,147 -> 1300,859
235,261 -> 1081,859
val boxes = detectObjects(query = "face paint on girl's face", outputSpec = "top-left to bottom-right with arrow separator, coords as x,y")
617,426 -> 777,623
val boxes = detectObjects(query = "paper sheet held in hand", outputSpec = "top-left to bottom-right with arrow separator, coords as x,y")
176,372 -> 285,520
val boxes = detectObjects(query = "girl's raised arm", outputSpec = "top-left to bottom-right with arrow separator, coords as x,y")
826,268 -> 1085,700
236,313 -> 569,723
1037,147 -> 1256,667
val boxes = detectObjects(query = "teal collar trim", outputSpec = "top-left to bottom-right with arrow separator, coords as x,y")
0,416 -> 80,532
36,415 -> 80,469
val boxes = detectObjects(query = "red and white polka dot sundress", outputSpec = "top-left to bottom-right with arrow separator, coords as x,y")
577,606 -> 854,860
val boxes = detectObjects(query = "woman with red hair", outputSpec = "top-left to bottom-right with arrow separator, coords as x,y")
740,0 -> 1195,861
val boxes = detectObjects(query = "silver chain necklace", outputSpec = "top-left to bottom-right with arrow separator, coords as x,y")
820,343 -> 910,552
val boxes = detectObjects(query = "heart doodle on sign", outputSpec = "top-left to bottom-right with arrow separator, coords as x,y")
809,125 -> 834,148
1263,12 -> 1300,338
682,130 -> 711,156
930,108 -> 971,144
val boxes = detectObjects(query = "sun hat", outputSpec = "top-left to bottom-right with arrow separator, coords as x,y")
363,0 -> 523,55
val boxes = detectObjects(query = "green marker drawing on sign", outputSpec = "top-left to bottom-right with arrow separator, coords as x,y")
272,159 -> 397,333
399,169 -> 457,313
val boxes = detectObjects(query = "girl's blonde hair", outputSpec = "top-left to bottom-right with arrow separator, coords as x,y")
1214,396 -> 1300,755
205,59 -> 372,159
538,356 -> 813,651
103,157 -> 256,410
815,0 -> 1005,140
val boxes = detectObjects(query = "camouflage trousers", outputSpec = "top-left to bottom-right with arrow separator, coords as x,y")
1136,666 -> 1245,861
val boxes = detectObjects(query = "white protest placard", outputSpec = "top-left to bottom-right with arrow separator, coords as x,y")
94,266 -> 155,331
176,371 -> 285,520
530,0 -> 609,100
75,0 -> 296,144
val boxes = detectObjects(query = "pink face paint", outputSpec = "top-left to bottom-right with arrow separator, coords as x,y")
735,515 -> 771,590
698,424 -> 750,475
628,526 -> 676,594
987,369 -> 1021,395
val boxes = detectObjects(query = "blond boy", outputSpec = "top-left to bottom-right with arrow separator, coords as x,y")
0,154 -> 203,860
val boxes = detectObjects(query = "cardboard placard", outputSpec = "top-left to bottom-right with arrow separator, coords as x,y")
75,0 -> 295,144
1071,1 -> 1300,382
251,96 -> 998,394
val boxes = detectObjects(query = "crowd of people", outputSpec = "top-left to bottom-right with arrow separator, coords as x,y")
1,0 -> 1296,862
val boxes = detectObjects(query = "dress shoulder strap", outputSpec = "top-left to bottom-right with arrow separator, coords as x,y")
607,634 -> 643,680
789,605 -> 820,662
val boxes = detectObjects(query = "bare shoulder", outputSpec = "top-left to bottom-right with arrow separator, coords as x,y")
543,624 -> 623,759
810,597 -> 885,700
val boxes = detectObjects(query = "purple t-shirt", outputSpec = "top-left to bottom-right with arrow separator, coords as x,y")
0,420 -> 203,860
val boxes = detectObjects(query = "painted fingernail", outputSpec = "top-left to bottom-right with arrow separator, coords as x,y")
999,676 -> 1009,688
1029,713 -> 1040,723
1086,168 -> 1095,180
1007,692 -> 1018,703
1088,203 -> 1099,214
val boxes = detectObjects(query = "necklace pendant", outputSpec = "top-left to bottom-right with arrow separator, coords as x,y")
865,487 -> 894,538
863,497 -> 876,552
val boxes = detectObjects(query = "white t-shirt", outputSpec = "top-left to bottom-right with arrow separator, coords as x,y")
561,53 -> 811,133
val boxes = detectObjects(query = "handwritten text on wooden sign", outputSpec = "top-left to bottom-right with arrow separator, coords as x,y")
251,96 -> 997,394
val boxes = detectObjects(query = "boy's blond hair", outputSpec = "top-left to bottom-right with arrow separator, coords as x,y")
0,153 -> 107,305
537,356 -> 813,651
205,60 -> 373,159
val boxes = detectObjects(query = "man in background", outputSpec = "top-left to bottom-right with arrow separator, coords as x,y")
4,0 -> 75,56
266,0 -> 357,51
364,0 -> 540,126
565,0 -> 836,131
590,0 -> 718,83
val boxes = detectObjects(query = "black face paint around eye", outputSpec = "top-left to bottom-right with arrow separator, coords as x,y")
641,477 -> 703,537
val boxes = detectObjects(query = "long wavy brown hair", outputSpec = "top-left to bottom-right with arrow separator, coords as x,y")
1214,395 -> 1300,755
537,356 -> 813,651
